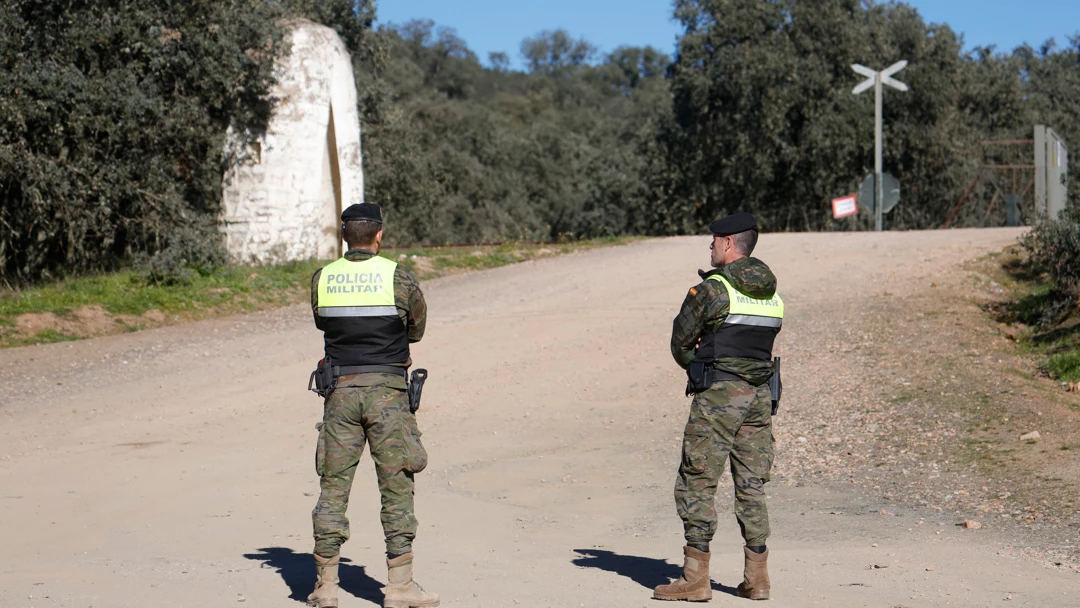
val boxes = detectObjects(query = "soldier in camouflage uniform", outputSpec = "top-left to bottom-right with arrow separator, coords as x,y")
307,203 -> 439,608
654,213 -> 783,603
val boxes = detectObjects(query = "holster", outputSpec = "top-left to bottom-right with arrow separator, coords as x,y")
308,356 -> 337,398
769,356 -> 782,415
407,369 -> 428,413
685,360 -> 713,396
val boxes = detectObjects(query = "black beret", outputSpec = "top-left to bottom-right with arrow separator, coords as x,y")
709,212 -> 757,236
341,203 -> 382,224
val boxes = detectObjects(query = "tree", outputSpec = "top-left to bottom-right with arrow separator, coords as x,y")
661,0 -> 980,232
354,25 -> 669,245
0,0 -> 287,285
521,30 -> 596,76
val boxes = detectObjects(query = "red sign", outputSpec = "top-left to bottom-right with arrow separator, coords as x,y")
832,194 -> 858,219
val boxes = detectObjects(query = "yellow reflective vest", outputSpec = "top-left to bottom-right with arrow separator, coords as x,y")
694,274 -> 784,363
710,274 -> 784,328
316,256 -> 409,366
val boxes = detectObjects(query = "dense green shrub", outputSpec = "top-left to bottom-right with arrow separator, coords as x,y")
0,0 -> 378,287
134,219 -> 228,286
1021,219 -> 1080,292
1047,351 -> 1080,383
1016,217 -> 1080,333
0,0 -> 288,286
354,22 -> 670,246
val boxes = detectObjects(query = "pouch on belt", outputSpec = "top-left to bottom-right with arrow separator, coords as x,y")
769,356 -> 782,415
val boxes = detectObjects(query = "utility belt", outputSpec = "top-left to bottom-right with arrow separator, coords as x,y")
309,355 -> 429,413
335,364 -> 407,378
686,357 -> 783,415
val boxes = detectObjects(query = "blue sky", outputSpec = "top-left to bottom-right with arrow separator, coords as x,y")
375,0 -> 1080,68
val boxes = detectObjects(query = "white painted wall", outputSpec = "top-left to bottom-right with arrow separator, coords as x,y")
220,20 -> 363,264
1035,125 -> 1069,221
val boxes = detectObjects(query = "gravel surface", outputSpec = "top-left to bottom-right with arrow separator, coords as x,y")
2,229 -> 1078,608
769,231 -> 1080,570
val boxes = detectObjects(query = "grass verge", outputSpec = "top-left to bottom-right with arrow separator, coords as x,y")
1047,351 -> 1080,383
0,237 -> 638,348
983,245 -> 1080,384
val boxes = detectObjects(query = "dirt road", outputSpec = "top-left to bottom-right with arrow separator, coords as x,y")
2,229 -> 1078,607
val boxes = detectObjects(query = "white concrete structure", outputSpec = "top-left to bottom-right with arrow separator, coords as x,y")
1035,125 -> 1069,221
220,20 -> 362,264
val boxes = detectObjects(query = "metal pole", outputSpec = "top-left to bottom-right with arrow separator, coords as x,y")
874,73 -> 883,232
853,61 -> 906,231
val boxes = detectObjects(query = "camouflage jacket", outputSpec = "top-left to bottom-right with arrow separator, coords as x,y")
670,256 -> 778,385
311,249 -> 427,387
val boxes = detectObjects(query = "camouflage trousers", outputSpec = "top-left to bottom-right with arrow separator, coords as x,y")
312,383 -> 428,558
674,379 -> 774,547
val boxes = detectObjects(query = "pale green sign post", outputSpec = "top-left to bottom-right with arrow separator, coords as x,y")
852,61 -> 908,231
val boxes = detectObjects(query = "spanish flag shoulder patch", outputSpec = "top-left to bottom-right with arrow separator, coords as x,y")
689,287 -> 698,297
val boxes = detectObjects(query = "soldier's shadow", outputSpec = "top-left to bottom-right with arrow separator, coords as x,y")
572,548 -> 739,597
243,547 -> 384,605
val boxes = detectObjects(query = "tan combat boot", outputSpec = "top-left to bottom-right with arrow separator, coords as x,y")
736,547 -> 770,600
307,553 -> 340,608
384,552 -> 440,608
653,546 -> 712,602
